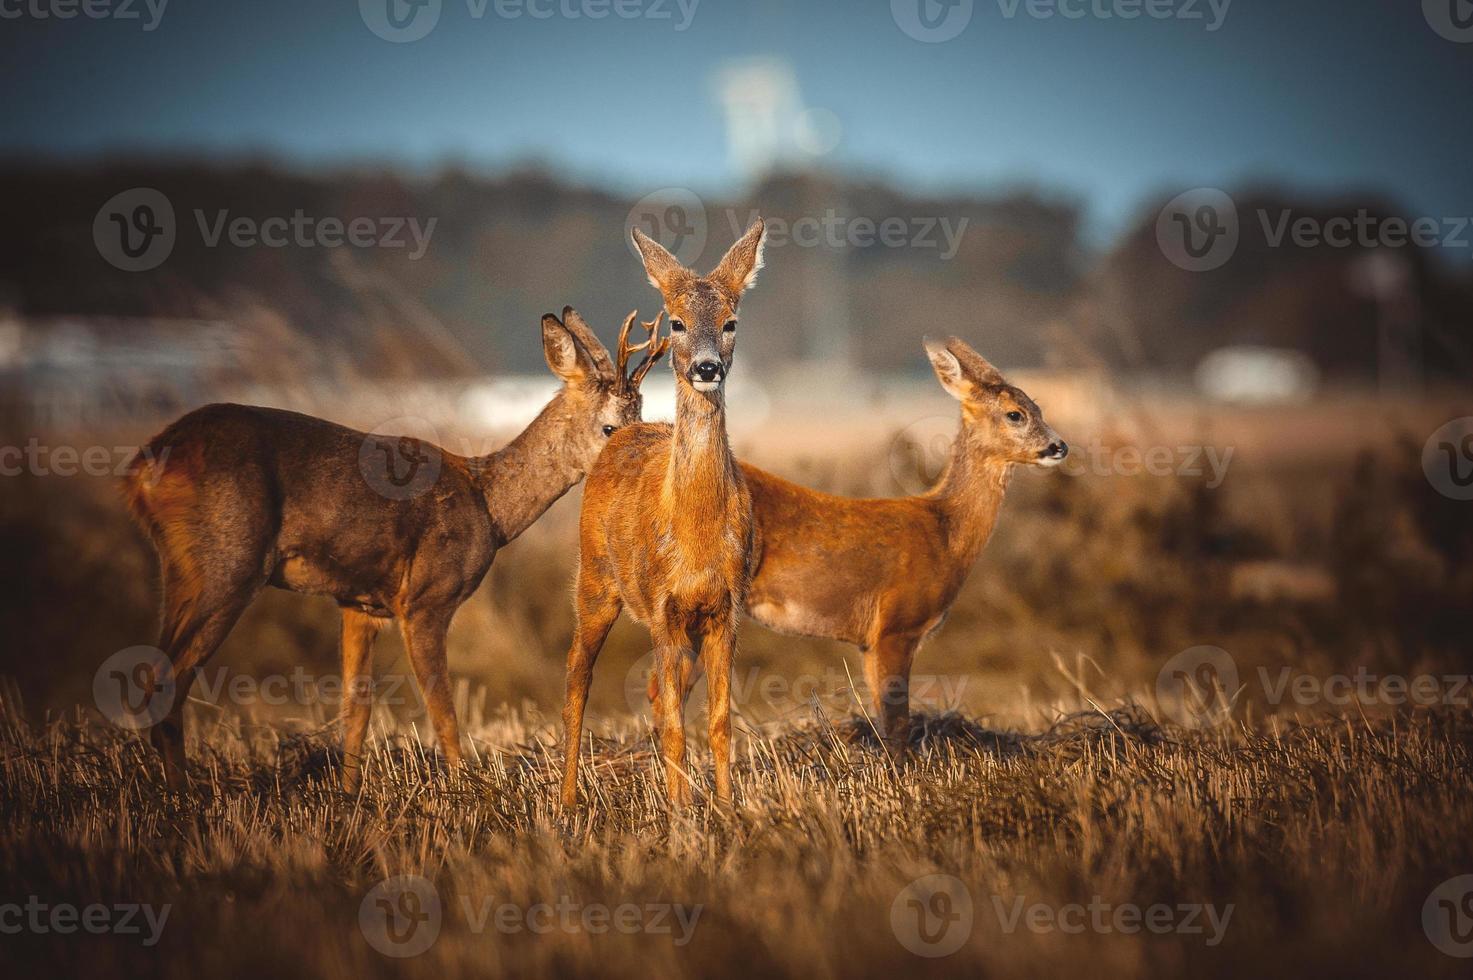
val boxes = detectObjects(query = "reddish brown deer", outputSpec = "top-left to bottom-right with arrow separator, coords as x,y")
652,337 -> 1067,754
123,308 -> 667,792
560,218 -> 766,808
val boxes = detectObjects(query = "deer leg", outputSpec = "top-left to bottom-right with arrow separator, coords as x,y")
559,582 -> 622,808
703,614 -> 736,805
652,626 -> 694,808
339,608 -> 383,794
870,633 -> 921,758
679,646 -> 706,709
150,587 -> 258,789
401,608 -> 463,775
645,640 -> 705,737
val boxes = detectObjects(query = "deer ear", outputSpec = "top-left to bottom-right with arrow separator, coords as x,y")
541,313 -> 596,385
709,217 -> 766,297
559,306 -> 615,380
924,337 -> 972,401
944,336 -> 1005,386
632,228 -> 689,295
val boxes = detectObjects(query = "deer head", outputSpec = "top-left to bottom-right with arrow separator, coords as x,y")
924,336 -> 1068,467
540,306 -> 668,462
631,218 -> 766,396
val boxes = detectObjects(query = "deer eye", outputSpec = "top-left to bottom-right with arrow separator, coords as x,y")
602,425 -> 616,437
1005,411 -> 1024,423
723,320 -> 737,332
670,320 -> 686,332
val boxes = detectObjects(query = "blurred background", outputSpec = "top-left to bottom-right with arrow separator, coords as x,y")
0,0 -> 1469,732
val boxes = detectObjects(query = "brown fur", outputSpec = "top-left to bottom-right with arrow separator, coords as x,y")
123,309 -> 666,792
657,337 -> 1068,751
560,219 -> 766,808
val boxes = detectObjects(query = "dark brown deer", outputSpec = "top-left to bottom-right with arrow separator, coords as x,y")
123,308 -> 667,792
560,218 -> 766,808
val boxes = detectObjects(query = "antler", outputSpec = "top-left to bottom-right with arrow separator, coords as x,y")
617,309 -> 669,392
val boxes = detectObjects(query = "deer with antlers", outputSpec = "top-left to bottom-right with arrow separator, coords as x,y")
560,219 -> 766,808
649,336 -> 1068,755
123,308 -> 666,792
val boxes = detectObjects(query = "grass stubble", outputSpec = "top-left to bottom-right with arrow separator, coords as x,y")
1,684 -> 1469,980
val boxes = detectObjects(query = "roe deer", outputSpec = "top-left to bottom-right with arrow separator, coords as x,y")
652,337 -> 1067,753
560,218 -> 766,808
123,308 -> 667,792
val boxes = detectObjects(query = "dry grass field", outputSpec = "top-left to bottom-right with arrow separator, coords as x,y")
2,698 -> 1471,979
2,387 -> 1471,977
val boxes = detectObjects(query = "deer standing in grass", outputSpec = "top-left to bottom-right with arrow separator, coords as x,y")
124,308 -> 666,792
652,337 -> 1067,754
560,219 -> 766,808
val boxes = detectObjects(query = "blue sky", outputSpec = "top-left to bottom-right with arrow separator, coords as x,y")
2,0 -> 1469,244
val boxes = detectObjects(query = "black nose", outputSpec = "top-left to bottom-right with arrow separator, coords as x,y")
693,360 -> 722,382
1046,441 -> 1068,459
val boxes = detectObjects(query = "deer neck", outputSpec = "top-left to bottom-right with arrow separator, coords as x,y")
927,427 -> 1014,563
663,383 -> 738,537
473,391 -> 587,544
